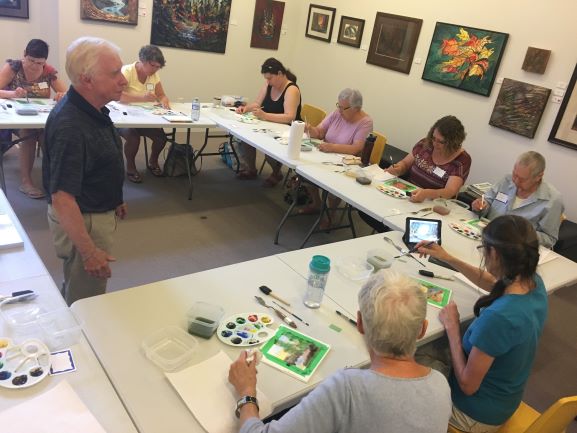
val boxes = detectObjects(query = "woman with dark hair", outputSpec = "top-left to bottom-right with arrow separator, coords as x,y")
387,115 -> 470,203
0,39 -> 67,198
416,215 -> 547,433
119,45 -> 170,182
360,115 -> 471,232
236,57 -> 302,187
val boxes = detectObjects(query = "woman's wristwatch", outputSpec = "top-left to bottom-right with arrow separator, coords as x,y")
235,395 -> 259,418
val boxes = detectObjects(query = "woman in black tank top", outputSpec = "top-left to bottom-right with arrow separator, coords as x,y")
236,58 -> 302,187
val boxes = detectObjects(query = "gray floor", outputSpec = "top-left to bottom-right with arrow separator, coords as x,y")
3,136 -> 576,431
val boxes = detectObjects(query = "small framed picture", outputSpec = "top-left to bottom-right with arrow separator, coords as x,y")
337,16 -> 365,48
0,0 -> 29,19
305,4 -> 336,43
549,63 -> 577,150
366,12 -> 423,74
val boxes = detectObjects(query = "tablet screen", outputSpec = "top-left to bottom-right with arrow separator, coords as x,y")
404,217 -> 442,248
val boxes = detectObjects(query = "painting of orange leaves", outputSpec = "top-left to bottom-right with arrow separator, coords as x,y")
422,22 -> 508,96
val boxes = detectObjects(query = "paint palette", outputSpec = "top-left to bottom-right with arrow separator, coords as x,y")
376,184 -> 409,199
216,312 -> 275,347
449,222 -> 482,241
0,338 -> 50,389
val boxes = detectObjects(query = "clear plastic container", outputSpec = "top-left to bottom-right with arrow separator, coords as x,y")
335,257 -> 374,281
142,326 -> 197,371
37,307 -> 82,351
186,302 -> 224,339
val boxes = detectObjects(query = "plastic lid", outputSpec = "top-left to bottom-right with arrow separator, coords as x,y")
310,255 -> 330,273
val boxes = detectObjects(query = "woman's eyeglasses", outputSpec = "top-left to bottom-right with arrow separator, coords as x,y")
335,103 -> 351,111
25,56 -> 46,66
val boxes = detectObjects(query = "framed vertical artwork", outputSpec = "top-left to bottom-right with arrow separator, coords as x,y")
549,64 -> 577,150
521,47 -> 551,74
151,0 -> 232,54
337,16 -> 365,48
0,0 -> 29,19
489,78 -> 551,139
250,0 -> 285,50
366,12 -> 422,74
80,0 -> 138,25
422,22 -> 508,96
305,4 -> 336,43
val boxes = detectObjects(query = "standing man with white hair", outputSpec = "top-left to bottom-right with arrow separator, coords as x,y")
228,270 -> 451,433
472,151 -> 564,248
43,37 -> 128,305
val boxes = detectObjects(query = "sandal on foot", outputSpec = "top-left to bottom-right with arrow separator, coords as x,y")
236,170 -> 258,180
262,172 -> 283,188
297,205 -> 320,215
127,171 -> 142,183
147,164 -> 163,177
18,184 -> 45,199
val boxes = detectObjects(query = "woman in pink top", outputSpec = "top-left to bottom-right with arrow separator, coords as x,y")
303,89 -> 373,226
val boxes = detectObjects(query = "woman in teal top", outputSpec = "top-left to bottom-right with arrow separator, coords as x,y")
417,215 -> 547,432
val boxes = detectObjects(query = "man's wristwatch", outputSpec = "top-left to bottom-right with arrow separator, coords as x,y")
235,395 -> 259,418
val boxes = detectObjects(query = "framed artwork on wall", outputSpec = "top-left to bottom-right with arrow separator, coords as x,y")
80,0 -> 138,25
489,78 -> 551,139
250,0 -> 285,50
549,64 -> 577,150
305,4 -> 336,43
151,0 -> 232,53
337,16 -> 365,48
0,0 -> 29,19
521,47 -> 551,74
366,12 -> 422,74
422,22 -> 508,96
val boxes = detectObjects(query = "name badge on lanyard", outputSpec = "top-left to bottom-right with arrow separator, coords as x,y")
38,82 -> 48,89
495,192 -> 508,204
433,166 -> 446,178
146,83 -> 155,92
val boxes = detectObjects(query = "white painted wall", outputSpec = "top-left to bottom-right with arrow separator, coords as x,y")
289,0 -> 577,218
2,0 -> 576,218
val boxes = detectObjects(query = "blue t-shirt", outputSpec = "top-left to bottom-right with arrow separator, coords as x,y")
450,274 -> 548,425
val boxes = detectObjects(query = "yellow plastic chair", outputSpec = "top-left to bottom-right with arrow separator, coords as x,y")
370,131 -> 387,165
301,103 -> 326,127
447,396 -> 577,433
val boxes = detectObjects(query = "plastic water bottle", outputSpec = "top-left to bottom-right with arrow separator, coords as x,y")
304,255 -> 331,308
191,98 -> 200,121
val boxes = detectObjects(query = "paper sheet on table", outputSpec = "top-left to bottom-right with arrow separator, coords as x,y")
166,351 -> 272,433
538,246 -> 560,266
454,272 -> 489,296
0,380 -> 106,433
0,214 -> 24,250
363,164 -> 394,181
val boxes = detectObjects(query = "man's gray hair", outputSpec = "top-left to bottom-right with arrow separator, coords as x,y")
517,151 -> 546,178
66,37 -> 121,86
338,88 -> 363,109
358,270 -> 427,358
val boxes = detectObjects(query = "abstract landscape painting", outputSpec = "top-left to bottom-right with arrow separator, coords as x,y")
151,0 -> 232,54
489,78 -> 551,138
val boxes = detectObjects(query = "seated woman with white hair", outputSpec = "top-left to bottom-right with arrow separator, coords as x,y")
228,270 -> 451,433
300,88 -> 373,226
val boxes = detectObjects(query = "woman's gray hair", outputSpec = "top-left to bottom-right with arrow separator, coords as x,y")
66,37 -> 121,86
338,88 -> 363,109
358,270 -> 427,358
516,151 -> 546,178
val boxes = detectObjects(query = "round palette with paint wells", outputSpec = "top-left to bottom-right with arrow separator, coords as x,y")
0,338 -> 50,389
449,222 -> 482,241
217,312 -> 275,347
376,184 -> 409,199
